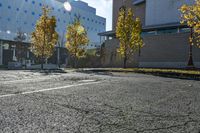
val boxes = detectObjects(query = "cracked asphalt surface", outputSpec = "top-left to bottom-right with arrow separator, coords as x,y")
0,70 -> 200,133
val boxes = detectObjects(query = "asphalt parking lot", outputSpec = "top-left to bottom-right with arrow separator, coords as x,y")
0,70 -> 200,133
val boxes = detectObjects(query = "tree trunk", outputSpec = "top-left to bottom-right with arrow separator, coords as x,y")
187,28 -> 194,68
123,56 -> 127,68
41,57 -> 44,70
74,57 -> 78,68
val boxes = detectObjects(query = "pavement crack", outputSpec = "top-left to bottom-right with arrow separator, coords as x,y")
136,119 -> 199,133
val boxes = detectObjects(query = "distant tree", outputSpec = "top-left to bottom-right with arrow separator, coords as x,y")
66,18 -> 89,68
31,6 -> 58,69
180,1 -> 200,48
14,28 -> 27,62
14,28 -> 26,42
116,7 -> 143,68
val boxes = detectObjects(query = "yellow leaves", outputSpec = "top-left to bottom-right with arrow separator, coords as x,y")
66,18 -> 89,59
116,8 -> 143,58
31,6 -> 58,58
180,0 -> 200,48
180,4 -> 189,13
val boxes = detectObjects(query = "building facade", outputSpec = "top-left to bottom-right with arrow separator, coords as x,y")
0,0 -> 106,66
99,0 -> 200,68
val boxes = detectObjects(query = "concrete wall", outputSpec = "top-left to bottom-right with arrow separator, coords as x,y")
102,32 -> 200,68
145,0 -> 194,26
139,32 -> 200,68
112,0 -> 134,31
133,2 -> 146,26
102,38 -> 139,68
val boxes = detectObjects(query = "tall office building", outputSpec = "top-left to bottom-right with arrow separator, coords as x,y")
0,0 -> 106,65
99,0 -> 200,68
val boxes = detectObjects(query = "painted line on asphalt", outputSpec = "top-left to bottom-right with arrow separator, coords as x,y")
0,81 -> 101,98
79,79 -> 96,82
0,75 -> 59,84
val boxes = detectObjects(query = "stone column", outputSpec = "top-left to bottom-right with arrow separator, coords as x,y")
27,50 -> 29,59
12,45 -> 17,61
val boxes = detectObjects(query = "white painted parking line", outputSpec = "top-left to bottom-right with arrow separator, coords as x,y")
0,75 -> 59,84
79,79 -> 96,82
0,93 -> 16,98
0,81 -> 101,98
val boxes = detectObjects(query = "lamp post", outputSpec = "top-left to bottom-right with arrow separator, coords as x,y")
0,41 -> 3,65
56,31 -> 65,68
56,1 -> 72,68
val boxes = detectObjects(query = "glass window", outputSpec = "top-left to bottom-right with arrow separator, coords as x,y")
32,12 -> 35,15
157,29 -> 178,34
16,8 -> 19,11
32,1 -> 35,4
0,3 -> 2,7
141,31 -> 157,36
8,6 -> 11,9
180,28 -> 190,33
133,0 -> 145,5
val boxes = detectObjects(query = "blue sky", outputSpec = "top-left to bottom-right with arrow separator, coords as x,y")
79,0 -> 112,31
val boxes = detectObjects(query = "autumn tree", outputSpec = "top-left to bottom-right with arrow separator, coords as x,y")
180,1 -> 200,48
116,7 -> 143,68
31,6 -> 58,69
66,18 -> 89,68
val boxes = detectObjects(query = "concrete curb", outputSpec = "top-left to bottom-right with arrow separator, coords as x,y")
77,68 -> 200,81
